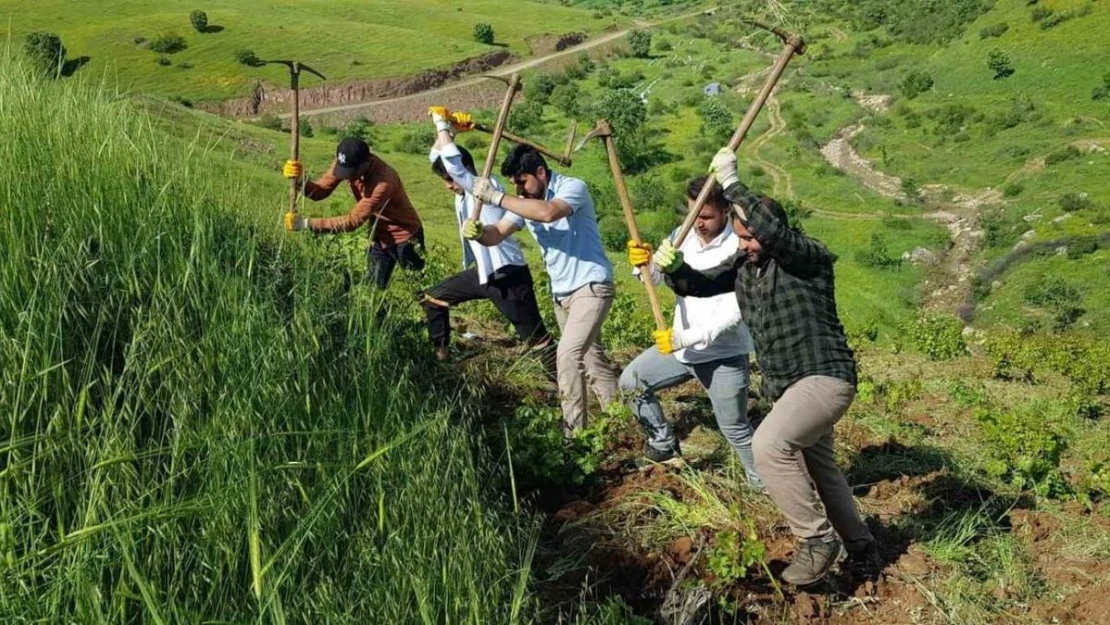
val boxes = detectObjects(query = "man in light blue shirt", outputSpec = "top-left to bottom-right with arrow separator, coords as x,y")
465,144 -> 619,433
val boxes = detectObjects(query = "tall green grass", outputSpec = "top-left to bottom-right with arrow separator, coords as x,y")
0,55 -> 543,623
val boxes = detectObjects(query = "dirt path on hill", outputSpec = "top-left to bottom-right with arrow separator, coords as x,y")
288,7 -> 715,125
747,92 -> 793,198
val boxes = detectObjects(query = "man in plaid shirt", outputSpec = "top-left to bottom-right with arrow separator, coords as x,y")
652,148 -> 876,586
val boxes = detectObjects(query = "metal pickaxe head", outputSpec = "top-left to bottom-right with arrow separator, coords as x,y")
573,120 -> 614,153
480,73 -> 522,92
743,19 -> 807,55
263,60 -> 327,82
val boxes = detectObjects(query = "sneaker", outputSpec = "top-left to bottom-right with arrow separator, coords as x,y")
637,442 -> 684,468
780,537 -> 845,587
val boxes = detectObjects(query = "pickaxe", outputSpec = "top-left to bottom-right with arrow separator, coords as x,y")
470,119 -> 577,168
672,20 -> 805,248
471,73 -> 521,222
262,60 -> 326,215
575,120 -> 667,332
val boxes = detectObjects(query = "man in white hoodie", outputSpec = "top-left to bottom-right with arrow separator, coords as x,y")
423,108 -> 551,361
622,176 -> 762,488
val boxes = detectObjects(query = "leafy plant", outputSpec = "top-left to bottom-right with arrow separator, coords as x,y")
987,48 -> 1014,79
1023,276 -> 1085,331
855,233 -> 902,269
190,10 -> 208,33
697,97 -> 733,141
979,23 -> 1009,39
628,29 -> 651,58
705,523 -> 768,590
899,71 -> 933,99
976,406 -> 1069,497
149,33 -> 188,54
23,31 -> 66,78
902,313 -> 967,360
473,22 -> 495,45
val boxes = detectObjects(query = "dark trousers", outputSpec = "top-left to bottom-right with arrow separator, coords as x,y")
421,264 -> 550,349
367,229 -> 426,289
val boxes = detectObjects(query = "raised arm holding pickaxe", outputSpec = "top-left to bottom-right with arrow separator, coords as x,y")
645,22 -> 880,588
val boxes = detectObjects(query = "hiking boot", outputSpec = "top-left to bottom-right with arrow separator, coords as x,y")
846,536 -> 881,568
637,442 -> 684,468
781,537 -> 845,587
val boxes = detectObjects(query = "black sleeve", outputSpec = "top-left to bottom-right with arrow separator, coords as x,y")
666,253 -> 742,297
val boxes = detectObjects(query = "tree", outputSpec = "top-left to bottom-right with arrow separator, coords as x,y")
190,10 -> 208,33
473,23 -> 495,45
550,82 -> 580,117
524,73 -> 556,106
899,71 -> 934,99
697,97 -> 733,141
593,89 -> 646,137
988,48 -> 1014,79
508,99 -> 545,136
23,31 -> 66,78
628,29 -> 651,58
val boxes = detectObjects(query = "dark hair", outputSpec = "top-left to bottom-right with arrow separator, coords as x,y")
500,144 -> 548,178
431,145 -> 476,179
686,175 -> 729,211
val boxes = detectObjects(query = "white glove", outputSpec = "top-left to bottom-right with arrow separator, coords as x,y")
709,147 -> 740,190
671,327 -> 709,350
472,177 -> 505,207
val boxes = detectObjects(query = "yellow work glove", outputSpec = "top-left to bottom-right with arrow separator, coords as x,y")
429,106 -> 452,132
627,240 -> 653,267
653,328 -> 676,355
449,111 -> 475,133
653,240 -> 683,273
461,218 -> 483,241
284,211 -> 308,232
282,159 -> 303,180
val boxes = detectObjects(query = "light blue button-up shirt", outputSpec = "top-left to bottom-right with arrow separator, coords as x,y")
505,171 -> 613,299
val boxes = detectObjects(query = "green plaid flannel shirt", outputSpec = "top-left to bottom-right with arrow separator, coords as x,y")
668,182 -> 856,400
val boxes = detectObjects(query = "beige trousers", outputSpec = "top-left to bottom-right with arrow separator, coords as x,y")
554,282 -> 620,432
752,375 -> 871,543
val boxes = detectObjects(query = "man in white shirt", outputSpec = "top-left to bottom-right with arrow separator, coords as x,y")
423,108 -> 551,362
622,176 -> 762,487
465,143 -> 620,434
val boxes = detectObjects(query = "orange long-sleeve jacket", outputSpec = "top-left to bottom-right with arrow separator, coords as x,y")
304,155 -> 422,247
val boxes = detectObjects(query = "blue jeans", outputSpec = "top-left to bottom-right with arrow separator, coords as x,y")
619,347 -> 762,487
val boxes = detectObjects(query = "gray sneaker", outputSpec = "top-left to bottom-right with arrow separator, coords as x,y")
781,537 -> 845,586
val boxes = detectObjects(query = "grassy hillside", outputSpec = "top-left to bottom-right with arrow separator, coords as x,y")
0,0 -> 626,102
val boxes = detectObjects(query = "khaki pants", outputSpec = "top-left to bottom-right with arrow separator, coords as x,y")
554,282 -> 620,432
752,375 -> 871,543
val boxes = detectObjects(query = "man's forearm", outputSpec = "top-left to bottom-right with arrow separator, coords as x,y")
500,195 -> 566,223
476,225 -> 507,246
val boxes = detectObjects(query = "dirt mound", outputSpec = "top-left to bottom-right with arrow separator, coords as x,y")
201,50 -> 513,118
527,31 -> 587,55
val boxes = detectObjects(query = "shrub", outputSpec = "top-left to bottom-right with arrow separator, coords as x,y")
524,73 -> 556,105
508,99 -> 544,136
155,56 -> 172,66
1002,182 -> 1024,197
986,331 -> 1110,393
1024,276 -> 1085,331
23,31 -> 66,78
706,524 -> 767,591
628,29 -> 651,58
697,97 -> 733,141
394,128 -> 436,155
234,49 -> 263,67
190,10 -> 208,33
1093,73 -> 1110,101
899,71 -> 933,100
855,233 -> 902,269
979,22 -> 1009,39
902,313 -> 967,360
550,82 -> 580,117
901,176 -> 920,200
1067,238 -> 1099,260
1030,7 -> 1053,23
987,48 -> 1014,79
1058,192 -> 1091,212
656,38 -> 672,52
473,23 -> 494,45
346,117 -> 375,144
977,406 -> 1069,497
149,33 -> 188,54
1045,145 -> 1081,166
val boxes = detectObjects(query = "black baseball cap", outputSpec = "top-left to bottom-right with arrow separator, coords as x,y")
334,137 -> 371,178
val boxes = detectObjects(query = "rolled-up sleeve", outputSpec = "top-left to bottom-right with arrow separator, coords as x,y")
308,178 -> 392,233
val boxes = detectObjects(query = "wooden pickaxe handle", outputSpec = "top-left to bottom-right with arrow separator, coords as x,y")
598,122 -> 667,331
673,28 -> 805,248
288,70 -> 301,215
472,122 -> 572,167
471,73 -> 520,222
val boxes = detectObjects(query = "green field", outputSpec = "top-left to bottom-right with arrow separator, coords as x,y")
0,0 -> 626,102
